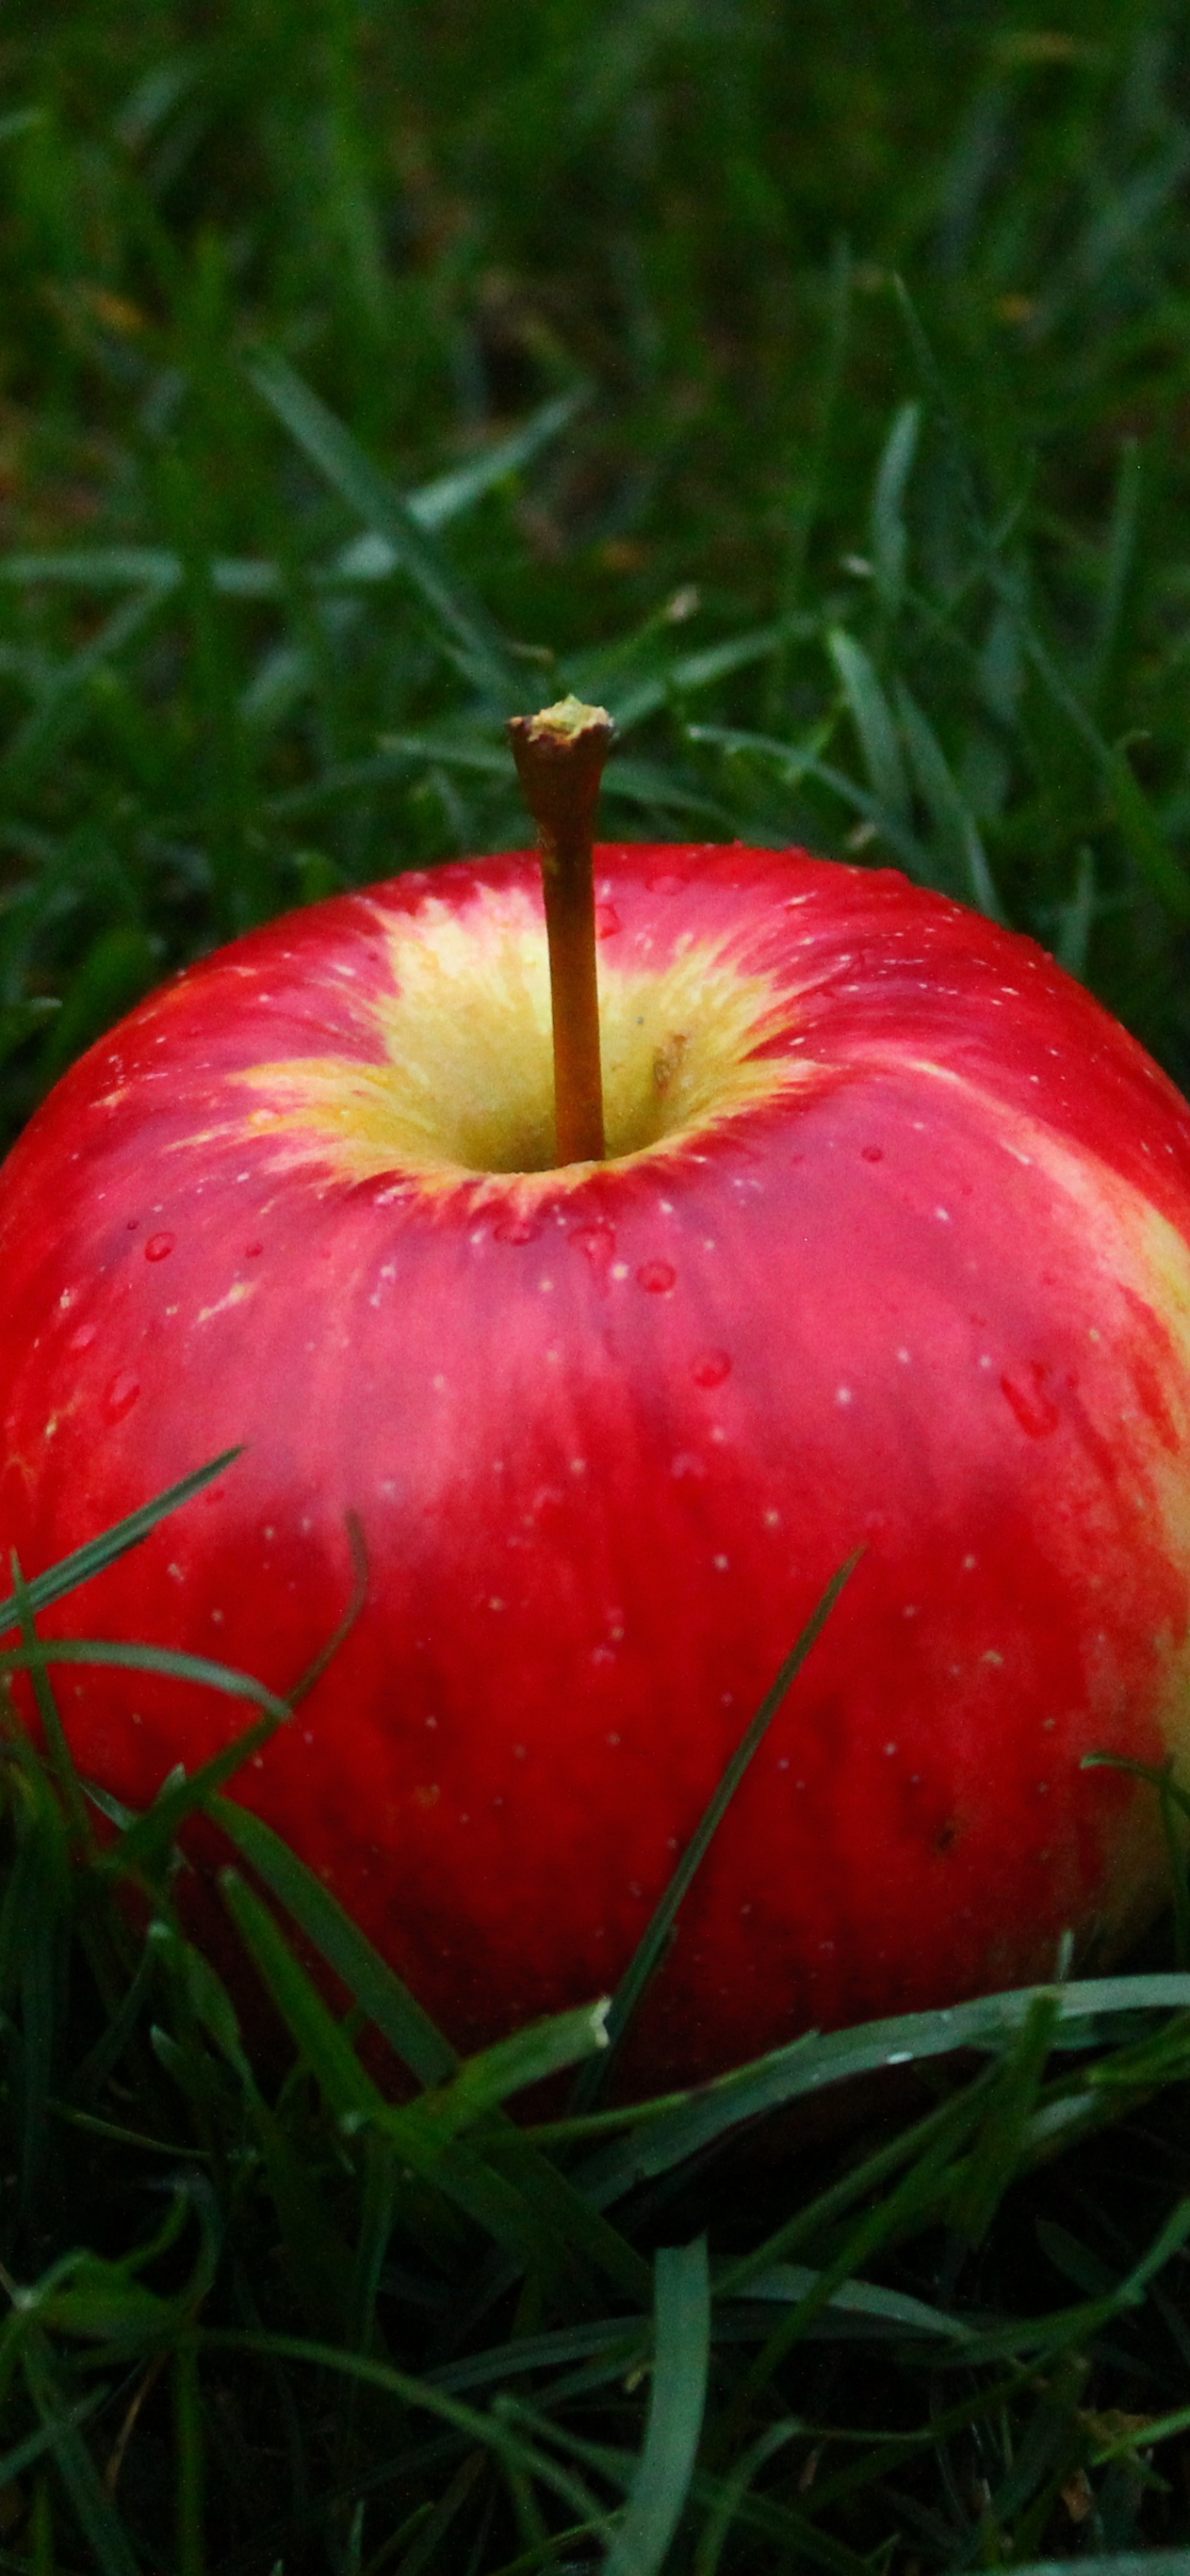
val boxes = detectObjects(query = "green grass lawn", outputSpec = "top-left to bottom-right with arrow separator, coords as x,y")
5,1 -> 1190,2566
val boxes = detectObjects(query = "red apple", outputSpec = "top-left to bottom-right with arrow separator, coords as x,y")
2,840 -> 1190,2085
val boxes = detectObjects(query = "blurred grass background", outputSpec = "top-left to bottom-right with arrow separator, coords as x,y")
3,0 -> 1190,1134
9,7 -> 1190,2570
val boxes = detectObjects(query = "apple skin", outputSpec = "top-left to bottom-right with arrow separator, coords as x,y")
3,840 -> 1190,2086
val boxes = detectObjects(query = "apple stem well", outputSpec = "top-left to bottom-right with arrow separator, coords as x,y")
507,694 -> 615,1165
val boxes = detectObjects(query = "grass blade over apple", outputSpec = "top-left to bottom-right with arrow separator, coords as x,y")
3,697 -> 1190,2086
571,1544 -> 861,2114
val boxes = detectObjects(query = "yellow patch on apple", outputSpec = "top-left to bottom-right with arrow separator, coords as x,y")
228,886 -> 816,1191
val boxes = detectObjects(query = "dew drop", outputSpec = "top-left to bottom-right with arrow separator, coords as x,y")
494,1212 -> 540,1246
595,902 -> 621,938
861,1144 -> 884,1163
145,1231 -> 174,1262
569,1224 -> 616,1288
647,870 -> 687,896
637,1259 -> 676,1294
244,1239 -> 264,1259
102,1368 -> 141,1424
692,1348 -> 731,1388
66,1320 -> 98,1354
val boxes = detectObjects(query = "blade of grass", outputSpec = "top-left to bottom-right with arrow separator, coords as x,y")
362,2005 -> 611,2158
0,547 -> 188,590
0,2388 -> 108,2500
870,399 -> 921,627
0,390 -> 589,606
21,2332 -> 142,2576
689,721 -> 946,880
0,1635 -> 288,1717
570,1549 -> 860,2112
739,2264 -> 971,2341
210,1804 -> 648,2308
209,1796 -> 458,2087
828,629 -> 910,824
0,1450 -> 242,1636
217,1869 -> 593,2292
686,714 -> 836,797
347,383 -> 589,544
384,2449 -> 486,2576
199,2330 -> 605,2528
947,1990 -> 1061,2243
7,1552 -> 91,1851
512,2405 -> 873,2576
429,2320 -> 649,2399
722,2083 -> 992,2426
1087,436 -> 1145,721
932,2194 -> 1190,2368
712,2069 -> 1004,2317
894,677 -> 1001,915
1021,617 -> 1190,916
693,2421 -> 802,2576
458,2131 -> 652,2311
1055,844 -> 1097,979
604,2240 -> 710,2576
594,618 -> 811,734
247,2092 -> 361,2339
1084,1752 -> 1190,1968
601,757 -> 737,826
574,1973 -> 1190,2213
0,584 -> 174,794
246,348 -> 522,707
106,1693 -> 293,1885
217,1869 -> 381,2123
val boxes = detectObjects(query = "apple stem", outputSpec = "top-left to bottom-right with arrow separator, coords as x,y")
508,694 -> 615,1165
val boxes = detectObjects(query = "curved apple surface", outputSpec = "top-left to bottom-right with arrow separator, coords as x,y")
3,843 -> 1190,2084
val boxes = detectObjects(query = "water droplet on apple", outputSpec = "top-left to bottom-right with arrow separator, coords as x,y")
569,1224 -> 616,1287
244,1239 -> 264,1259
636,1259 -> 676,1294
145,1231 -> 174,1261
494,1213 -> 540,1245
595,902 -> 621,938
647,870 -> 687,896
102,1368 -> 140,1424
66,1320 -> 98,1354
861,1144 -> 884,1162
692,1348 -> 731,1388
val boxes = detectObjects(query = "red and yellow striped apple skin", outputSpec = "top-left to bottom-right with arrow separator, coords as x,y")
3,842 -> 1190,2083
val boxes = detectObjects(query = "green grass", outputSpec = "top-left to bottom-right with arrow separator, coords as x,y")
7,1484 -> 1190,2570
6,0 -> 1190,2564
